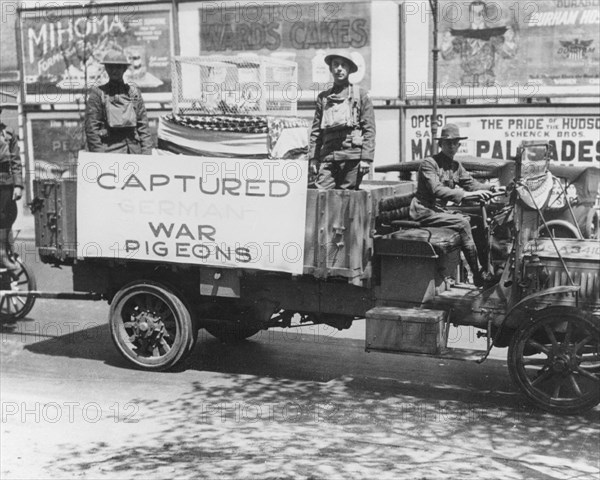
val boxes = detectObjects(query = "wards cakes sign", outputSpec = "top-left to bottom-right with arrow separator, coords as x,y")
199,2 -> 371,90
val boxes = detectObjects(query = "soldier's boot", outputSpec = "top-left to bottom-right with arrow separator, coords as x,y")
463,244 -> 484,288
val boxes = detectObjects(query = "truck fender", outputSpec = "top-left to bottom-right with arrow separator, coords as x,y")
501,285 -> 581,329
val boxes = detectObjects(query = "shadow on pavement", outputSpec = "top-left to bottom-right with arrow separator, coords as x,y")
47,374 -> 600,480
9,321 -> 600,479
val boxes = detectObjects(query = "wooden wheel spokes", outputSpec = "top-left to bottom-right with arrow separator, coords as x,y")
509,307 -> 600,414
0,259 -> 37,322
120,293 -> 177,358
109,281 -> 196,371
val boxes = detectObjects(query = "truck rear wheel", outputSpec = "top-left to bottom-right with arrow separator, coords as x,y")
109,281 -> 196,371
508,306 -> 600,415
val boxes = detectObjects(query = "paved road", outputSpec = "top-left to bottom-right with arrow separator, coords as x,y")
1,240 -> 599,479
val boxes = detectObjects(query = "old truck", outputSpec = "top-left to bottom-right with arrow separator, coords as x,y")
1,141 -> 599,415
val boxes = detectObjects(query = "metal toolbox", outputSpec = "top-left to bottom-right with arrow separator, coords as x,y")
365,306 -> 446,354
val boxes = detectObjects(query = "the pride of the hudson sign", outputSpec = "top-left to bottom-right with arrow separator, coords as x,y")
76,152 -> 308,274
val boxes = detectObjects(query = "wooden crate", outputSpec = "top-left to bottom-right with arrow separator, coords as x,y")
365,306 -> 446,354
303,181 -> 413,286
32,178 -> 77,264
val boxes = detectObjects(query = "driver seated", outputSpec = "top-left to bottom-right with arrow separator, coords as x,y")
410,123 -> 494,287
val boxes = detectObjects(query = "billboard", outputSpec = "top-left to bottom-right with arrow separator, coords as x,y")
405,106 -> 600,163
76,152 -> 308,274
437,0 -> 600,94
28,115 -> 161,167
198,1 -> 372,91
20,5 -> 172,101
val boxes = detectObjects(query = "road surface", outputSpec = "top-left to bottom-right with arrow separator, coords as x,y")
1,239 -> 599,479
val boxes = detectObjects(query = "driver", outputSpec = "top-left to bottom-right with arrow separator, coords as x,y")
410,123 -> 494,287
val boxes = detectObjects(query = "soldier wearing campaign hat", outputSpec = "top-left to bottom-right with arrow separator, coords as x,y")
409,123 -> 495,287
0,104 -> 23,281
85,49 -> 153,154
308,50 -> 375,190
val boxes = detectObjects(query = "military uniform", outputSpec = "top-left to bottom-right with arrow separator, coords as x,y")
410,150 -> 493,285
0,124 -> 22,229
309,52 -> 376,190
85,82 -> 153,154
0,122 -> 22,276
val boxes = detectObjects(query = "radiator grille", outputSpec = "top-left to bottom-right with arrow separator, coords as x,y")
542,260 -> 600,305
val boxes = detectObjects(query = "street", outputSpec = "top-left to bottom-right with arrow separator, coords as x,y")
1,238 -> 599,480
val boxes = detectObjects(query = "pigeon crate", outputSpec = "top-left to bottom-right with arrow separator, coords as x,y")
172,55 -> 298,117
365,307 -> 446,354
32,178 -> 77,264
303,181 -> 414,286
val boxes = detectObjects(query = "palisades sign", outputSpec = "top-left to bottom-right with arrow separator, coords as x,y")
407,109 -> 600,163
76,153 -> 308,274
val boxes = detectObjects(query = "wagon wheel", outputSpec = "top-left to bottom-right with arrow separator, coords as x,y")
0,258 -> 37,322
508,306 -> 600,415
109,281 -> 196,371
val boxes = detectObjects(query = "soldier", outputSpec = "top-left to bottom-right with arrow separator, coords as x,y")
410,124 -> 495,287
309,51 -> 376,190
0,105 -> 23,280
85,50 -> 153,154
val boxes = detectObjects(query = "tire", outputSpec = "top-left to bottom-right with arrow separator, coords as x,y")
109,280 -> 195,371
0,258 -> 37,322
508,306 -> 600,415
538,220 -> 581,239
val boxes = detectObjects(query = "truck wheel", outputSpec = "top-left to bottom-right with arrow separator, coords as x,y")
109,281 -> 195,371
0,258 -> 37,322
538,220 -> 582,239
508,307 -> 600,415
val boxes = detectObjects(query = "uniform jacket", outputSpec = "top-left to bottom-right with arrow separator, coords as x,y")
410,152 -> 490,221
308,83 -> 375,163
85,81 -> 153,154
0,124 -> 23,187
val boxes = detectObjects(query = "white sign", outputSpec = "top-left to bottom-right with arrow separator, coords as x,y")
76,152 -> 308,274
405,108 -> 600,163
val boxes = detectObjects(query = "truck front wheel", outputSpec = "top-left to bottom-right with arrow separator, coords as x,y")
508,306 -> 600,415
109,281 -> 196,371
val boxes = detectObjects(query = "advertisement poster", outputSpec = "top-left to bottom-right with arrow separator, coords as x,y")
198,2 -> 371,92
29,115 -> 160,168
76,152 -> 308,274
438,0 -> 600,90
405,108 -> 600,163
21,6 -> 172,99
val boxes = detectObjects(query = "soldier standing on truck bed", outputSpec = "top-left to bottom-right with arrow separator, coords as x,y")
309,51 -> 376,190
85,50 -> 153,155
0,105 -> 23,282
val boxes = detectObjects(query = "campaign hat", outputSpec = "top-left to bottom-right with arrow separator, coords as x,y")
101,50 -> 131,65
324,51 -> 358,74
435,123 -> 468,140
